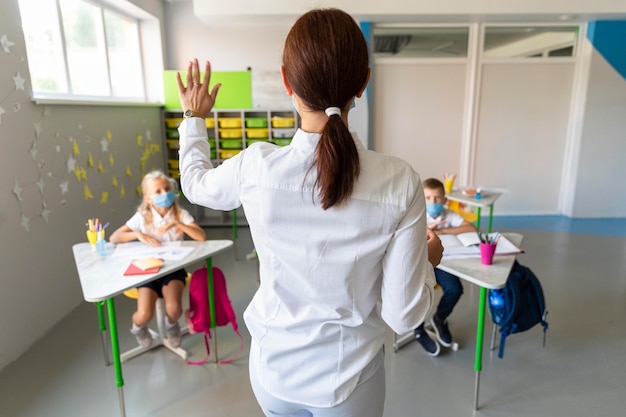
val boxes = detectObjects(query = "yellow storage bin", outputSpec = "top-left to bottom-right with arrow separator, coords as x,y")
245,128 -> 269,139
271,116 -> 295,128
165,118 -> 183,128
219,128 -> 243,139
218,118 -> 242,128
166,140 -> 179,150
219,149 -> 241,159
205,118 -> 215,128
168,169 -> 180,179
167,159 -> 179,169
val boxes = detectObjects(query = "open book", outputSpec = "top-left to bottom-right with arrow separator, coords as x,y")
439,232 -> 523,258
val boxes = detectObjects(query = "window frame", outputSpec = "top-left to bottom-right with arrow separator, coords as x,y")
18,0 -> 163,106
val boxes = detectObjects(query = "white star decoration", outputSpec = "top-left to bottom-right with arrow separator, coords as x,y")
100,137 -> 109,152
67,155 -> 76,172
20,214 -> 30,232
34,121 -> 42,138
59,181 -> 69,194
1,34 -> 15,53
29,141 -> 38,160
36,174 -> 45,194
13,180 -> 23,201
146,129 -> 153,141
41,202 -> 52,223
13,72 -> 25,90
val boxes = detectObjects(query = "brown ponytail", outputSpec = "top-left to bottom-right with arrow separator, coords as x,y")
283,9 -> 369,210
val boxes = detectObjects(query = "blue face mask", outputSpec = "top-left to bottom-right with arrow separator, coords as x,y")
426,202 -> 444,217
153,191 -> 176,208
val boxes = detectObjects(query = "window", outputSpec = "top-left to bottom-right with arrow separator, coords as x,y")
483,26 -> 579,58
373,26 -> 469,59
18,0 -> 161,103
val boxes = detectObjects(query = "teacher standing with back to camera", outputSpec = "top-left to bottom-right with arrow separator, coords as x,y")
176,8 -> 442,417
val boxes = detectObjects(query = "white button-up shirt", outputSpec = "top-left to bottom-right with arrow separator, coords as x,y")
179,118 -> 434,407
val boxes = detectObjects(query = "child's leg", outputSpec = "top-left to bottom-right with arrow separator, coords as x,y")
162,279 -> 185,324
434,269 -> 463,320
133,287 -> 158,327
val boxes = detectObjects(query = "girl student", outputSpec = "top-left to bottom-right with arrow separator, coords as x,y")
109,170 -> 205,348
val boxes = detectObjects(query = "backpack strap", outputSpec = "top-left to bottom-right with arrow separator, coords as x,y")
186,332 -> 212,366
213,267 -> 244,364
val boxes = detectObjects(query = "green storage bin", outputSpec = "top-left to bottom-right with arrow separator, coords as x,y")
220,139 -> 243,149
273,138 -> 292,147
245,118 -> 268,128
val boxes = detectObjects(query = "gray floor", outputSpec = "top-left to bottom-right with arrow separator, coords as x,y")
1,220 -> 625,417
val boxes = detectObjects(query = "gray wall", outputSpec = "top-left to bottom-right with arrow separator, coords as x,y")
0,0 -> 166,371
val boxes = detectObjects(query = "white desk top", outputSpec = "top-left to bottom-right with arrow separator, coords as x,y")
446,190 -> 501,209
73,240 -> 234,302
437,233 -> 522,289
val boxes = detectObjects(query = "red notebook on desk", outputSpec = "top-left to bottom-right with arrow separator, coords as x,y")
123,258 -> 164,276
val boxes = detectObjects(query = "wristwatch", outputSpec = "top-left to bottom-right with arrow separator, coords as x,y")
183,109 -> 205,119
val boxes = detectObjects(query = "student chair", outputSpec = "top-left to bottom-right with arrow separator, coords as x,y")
120,274 -> 191,362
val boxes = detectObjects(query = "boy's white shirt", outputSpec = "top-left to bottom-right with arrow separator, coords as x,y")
427,207 -> 465,229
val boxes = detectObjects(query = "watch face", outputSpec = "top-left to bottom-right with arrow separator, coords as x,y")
184,110 -> 192,117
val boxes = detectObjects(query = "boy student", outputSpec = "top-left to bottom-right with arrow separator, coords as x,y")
415,177 -> 477,356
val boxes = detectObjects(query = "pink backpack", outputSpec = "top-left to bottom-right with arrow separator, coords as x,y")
185,266 -> 244,365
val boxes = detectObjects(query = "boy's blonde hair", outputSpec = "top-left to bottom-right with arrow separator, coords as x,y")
137,170 -> 181,226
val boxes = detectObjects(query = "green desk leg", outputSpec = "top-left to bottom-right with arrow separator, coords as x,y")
474,287 -> 488,410
106,298 -> 126,417
206,257 -> 218,363
95,301 -> 110,366
475,207 -> 482,231
232,209 -> 238,239
487,204 -> 494,233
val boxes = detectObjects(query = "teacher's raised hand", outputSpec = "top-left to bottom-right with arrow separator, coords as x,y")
176,58 -> 221,117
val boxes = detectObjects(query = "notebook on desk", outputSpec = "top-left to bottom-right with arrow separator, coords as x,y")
123,258 -> 164,276
441,233 -> 523,258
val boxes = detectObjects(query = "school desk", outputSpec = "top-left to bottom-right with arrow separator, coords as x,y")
72,239 -> 233,417
393,233 -> 523,410
446,190 -> 502,233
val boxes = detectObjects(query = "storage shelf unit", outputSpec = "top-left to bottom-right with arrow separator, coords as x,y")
162,108 -> 298,227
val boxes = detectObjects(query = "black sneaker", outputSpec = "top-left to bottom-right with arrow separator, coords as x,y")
431,315 -> 452,347
414,326 -> 440,356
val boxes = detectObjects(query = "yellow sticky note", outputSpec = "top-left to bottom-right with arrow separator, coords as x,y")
112,176 -> 118,188
132,257 -> 164,271
72,138 -> 80,156
126,165 -> 132,177
120,184 -> 126,197
109,154 -> 114,166
97,160 -> 104,173
87,152 -> 94,167
107,130 -> 112,142
100,191 -> 108,204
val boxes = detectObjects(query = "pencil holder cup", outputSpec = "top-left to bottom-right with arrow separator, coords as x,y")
444,178 -> 455,194
86,230 -> 98,251
480,242 -> 496,265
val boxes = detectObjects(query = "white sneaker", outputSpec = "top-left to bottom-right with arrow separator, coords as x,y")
130,326 -> 152,348
166,322 -> 182,348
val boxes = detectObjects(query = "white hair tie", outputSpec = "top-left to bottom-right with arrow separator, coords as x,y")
325,107 -> 342,117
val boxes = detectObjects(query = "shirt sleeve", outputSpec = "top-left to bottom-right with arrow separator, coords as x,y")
125,212 -> 143,231
178,208 -> 195,225
178,118 -> 242,211
444,209 -> 466,228
380,170 -> 435,335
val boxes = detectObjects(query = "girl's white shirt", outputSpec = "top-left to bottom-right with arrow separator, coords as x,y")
178,118 -> 435,408
125,206 -> 194,242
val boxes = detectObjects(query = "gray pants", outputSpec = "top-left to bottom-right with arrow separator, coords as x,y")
249,347 -> 386,417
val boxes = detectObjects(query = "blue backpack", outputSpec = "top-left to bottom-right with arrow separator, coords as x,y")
488,260 -> 548,358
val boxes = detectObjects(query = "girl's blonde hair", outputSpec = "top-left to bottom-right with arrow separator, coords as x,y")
137,170 -> 181,227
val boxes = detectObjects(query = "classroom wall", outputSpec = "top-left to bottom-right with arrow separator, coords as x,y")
570,27 -> 626,217
0,0 -> 166,372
